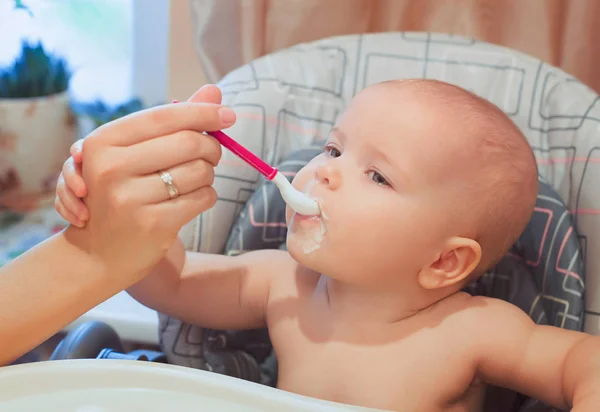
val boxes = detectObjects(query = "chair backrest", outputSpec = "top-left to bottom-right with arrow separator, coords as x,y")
158,31 -> 596,412
177,31 -> 599,334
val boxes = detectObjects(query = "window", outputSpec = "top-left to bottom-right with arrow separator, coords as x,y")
0,0 -> 168,106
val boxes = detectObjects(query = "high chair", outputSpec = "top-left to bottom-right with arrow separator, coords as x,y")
53,32 -> 598,412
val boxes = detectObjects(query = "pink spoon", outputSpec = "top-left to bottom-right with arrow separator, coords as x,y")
173,100 -> 320,216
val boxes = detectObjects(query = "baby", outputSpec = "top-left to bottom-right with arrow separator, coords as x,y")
56,80 -> 600,411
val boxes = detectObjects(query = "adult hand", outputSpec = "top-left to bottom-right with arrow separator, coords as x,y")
65,92 -> 234,281
55,85 -> 225,227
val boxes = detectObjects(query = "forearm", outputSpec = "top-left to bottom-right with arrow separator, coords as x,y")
126,237 -> 186,311
562,335 -> 600,410
0,228 -> 134,365
127,239 -> 275,330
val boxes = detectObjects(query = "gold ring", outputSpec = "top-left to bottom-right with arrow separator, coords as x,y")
159,170 -> 179,199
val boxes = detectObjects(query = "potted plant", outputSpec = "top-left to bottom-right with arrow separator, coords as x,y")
73,98 -> 145,132
0,25 -> 76,211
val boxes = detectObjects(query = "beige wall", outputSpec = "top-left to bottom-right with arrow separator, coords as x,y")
167,0 -> 207,101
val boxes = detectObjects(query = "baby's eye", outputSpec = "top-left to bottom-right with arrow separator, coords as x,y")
324,145 -> 341,158
367,170 -> 390,186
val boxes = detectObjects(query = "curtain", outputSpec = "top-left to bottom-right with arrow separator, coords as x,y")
189,0 -> 600,92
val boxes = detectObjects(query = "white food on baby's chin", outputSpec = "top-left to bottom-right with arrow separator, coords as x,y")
301,218 -> 326,254
319,204 -> 329,221
285,179 -> 326,254
299,197 -> 327,254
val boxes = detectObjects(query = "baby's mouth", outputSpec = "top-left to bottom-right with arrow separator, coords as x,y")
294,213 -> 321,222
290,198 -> 327,254
300,197 -> 325,216
293,181 -> 327,223
293,198 -> 327,226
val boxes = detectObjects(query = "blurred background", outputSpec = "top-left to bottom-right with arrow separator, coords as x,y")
3,0 -> 598,235
1,0 -> 135,105
3,1 -> 598,115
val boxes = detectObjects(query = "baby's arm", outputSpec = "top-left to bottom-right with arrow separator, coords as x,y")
127,238 -> 287,330
470,297 -> 599,410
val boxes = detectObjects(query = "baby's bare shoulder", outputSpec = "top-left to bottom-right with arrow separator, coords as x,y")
462,295 -> 531,322
433,293 -> 535,354
433,293 -> 531,332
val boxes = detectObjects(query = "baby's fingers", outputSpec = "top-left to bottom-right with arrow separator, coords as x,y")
70,139 -> 84,163
62,156 -> 87,197
54,195 -> 85,228
56,175 -> 89,222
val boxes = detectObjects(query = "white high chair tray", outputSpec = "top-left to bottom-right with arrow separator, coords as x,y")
0,360 -> 380,411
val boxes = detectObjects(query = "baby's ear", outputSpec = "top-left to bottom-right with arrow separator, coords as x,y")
417,237 -> 481,290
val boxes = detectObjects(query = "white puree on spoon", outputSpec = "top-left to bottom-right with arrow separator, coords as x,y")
293,181 -> 328,255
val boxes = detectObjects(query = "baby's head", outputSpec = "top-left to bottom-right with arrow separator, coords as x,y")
286,79 -> 538,298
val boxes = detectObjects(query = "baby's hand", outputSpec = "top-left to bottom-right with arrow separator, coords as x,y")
55,139 -> 89,227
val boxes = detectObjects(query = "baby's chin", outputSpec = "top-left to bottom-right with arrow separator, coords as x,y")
286,235 -> 355,283
285,231 -> 327,269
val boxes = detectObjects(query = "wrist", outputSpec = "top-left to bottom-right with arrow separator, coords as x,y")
61,226 -> 148,290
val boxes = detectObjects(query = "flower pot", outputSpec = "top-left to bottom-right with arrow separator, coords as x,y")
0,91 -> 77,212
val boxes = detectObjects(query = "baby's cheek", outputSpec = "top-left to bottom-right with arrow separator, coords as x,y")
339,211 -> 379,244
292,159 -> 322,189
291,168 -> 308,189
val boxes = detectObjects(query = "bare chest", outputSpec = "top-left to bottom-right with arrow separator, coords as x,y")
266,304 -> 483,412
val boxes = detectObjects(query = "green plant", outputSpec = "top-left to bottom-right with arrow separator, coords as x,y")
73,98 -> 145,129
0,41 -> 71,99
5,0 -> 143,121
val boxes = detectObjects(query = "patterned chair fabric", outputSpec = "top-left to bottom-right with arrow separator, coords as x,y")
160,32 -> 598,411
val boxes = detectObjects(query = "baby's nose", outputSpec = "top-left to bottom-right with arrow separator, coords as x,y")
316,163 -> 341,190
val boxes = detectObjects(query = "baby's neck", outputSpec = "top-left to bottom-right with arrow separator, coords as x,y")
316,274 -> 430,325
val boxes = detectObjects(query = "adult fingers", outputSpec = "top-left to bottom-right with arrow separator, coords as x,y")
87,102 -> 236,147
125,130 -> 222,175
128,159 -> 215,204
153,185 -> 218,229
187,84 -> 222,104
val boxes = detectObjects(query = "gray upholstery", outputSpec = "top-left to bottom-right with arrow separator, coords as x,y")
160,32 -> 597,411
